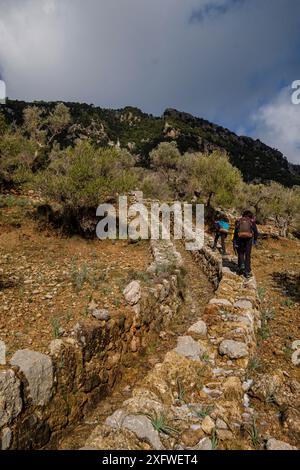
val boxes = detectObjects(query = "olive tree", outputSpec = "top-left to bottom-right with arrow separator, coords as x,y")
261,183 -> 300,237
23,103 -> 71,147
180,150 -> 243,207
36,141 -> 137,210
149,141 -> 180,184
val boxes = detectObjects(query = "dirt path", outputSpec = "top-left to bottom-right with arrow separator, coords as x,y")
57,243 -> 214,449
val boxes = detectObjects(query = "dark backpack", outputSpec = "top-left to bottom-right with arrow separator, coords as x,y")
237,217 -> 253,239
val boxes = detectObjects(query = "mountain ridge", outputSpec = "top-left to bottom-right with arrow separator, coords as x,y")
2,100 -> 300,187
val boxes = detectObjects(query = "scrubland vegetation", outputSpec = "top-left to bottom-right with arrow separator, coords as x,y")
0,103 -> 300,238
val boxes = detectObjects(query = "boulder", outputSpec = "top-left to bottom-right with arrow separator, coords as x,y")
123,281 -> 141,305
10,349 -> 53,407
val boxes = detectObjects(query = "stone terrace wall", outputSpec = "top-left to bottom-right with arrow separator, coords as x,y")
83,234 -> 272,451
0,239 -> 184,450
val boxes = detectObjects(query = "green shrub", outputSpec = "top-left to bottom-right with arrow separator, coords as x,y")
0,130 -> 37,185
35,141 -> 137,209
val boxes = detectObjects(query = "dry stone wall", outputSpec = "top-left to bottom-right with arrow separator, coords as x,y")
0,239 -> 184,450
84,234 -> 296,450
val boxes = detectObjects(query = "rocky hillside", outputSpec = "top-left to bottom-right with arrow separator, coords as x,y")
2,100 -> 300,187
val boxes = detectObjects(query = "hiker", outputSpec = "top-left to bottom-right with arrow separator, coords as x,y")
212,213 -> 230,255
233,210 -> 258,279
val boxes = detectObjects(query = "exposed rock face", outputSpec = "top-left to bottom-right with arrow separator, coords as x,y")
219,340 -> 248,359
10,350 -> 53,407
0,370 -> 22,427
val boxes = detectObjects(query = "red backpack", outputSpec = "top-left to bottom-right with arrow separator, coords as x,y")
237,217 -> 253,239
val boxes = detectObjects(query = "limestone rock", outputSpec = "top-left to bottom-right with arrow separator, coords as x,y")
105,409 -> 127,429
10,349 -> 53,406
85,424 -> 144,450
195,437 -> 213,450
291,340 -> 300,366
201,416 -> 215,435
0,370 -> 22,427
188,320 -> 207,337
49,339 -> 64,356
92,309 -> 110,321
266,438 -> 297,451
181,428 -> 204,447
216,418 -> 228,430
249,371 -> 285,404
174,336 -> 204,361
79,446 -> 98,450
234,299 -> 253,309
219,340 -> 248,359
123,281 -> 141,305
121,414 -> 163,449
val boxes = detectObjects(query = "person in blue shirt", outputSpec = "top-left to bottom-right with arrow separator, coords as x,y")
212,213 -> 230,255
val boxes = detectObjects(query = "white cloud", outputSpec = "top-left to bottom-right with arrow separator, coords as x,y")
250,86 -> 300,164
0,0 -> 300,163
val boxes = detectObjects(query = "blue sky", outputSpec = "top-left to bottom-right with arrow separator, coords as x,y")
0,0 -> 300,163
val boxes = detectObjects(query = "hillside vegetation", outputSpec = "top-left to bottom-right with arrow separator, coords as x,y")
0,101 -> 300,238
2,100 -> 300,187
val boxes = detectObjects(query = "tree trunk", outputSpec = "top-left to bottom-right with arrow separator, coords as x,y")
206,192 -> 214,208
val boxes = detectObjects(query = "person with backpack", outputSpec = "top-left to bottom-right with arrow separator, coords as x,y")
233,210 -> 258,279
212,213 -> 230,255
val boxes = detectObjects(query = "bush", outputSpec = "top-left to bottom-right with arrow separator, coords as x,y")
179,150 -> 243,207
0,130 -> 37,187
149,141 -> 180,178
34,141 -> 138,235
